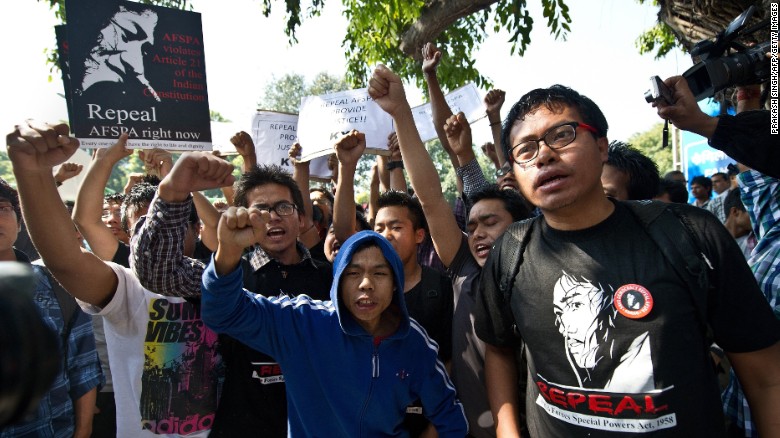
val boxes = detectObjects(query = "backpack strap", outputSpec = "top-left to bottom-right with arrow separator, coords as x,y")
498,217 -> 539,306
623,200 -> 713,344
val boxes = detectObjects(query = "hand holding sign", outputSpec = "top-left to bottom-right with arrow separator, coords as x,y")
139,148 -> 174,179
288,143 -> 303,166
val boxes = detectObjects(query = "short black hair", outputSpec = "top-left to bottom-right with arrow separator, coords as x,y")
234,165 -> 305,214
711,172 -> 727,182
663,170 -> 685,182
690,175 -> 713,193
104,193 -> 125,205
121,182 -> 156,233
355,212 -> 371,231
606,141 -> 660,200
468,185 -> 531,221
310,186 -> 334,206
656,180 -> 688,203
501,85 -> 608,160
0,178 -> 21,221
377,190 -> 428,232
723,188 -> 746,214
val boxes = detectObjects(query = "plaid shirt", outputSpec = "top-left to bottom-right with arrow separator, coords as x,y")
0,262 -> 103,437
456,158 -> 491,211
131,194 -> 314,296
722,170 -> 780,436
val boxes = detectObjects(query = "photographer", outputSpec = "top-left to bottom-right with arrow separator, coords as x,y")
656,76 -> 777,178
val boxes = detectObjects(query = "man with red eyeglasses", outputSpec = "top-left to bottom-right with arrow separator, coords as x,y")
461,84 -> 780,437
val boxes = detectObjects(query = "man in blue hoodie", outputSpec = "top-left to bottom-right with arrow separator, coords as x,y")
202,224 -> 468,437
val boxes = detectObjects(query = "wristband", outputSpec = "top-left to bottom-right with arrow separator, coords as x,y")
736,88 -> 760,101
489,120 -> 501,127
386,160 -> 404,171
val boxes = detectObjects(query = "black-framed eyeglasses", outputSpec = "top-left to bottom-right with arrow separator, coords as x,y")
509,122 -> 599,164
254,201 -> 298,216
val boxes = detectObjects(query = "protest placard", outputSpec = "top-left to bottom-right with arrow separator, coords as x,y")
297,88 -> 393,161
65,0 -> 211,150
251,111 -> 333,180
54,25 -> 74,124
210,121 -> 242,156
411,83 -> 485,142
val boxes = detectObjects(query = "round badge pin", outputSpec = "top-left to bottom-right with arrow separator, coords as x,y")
614,284 -> 653,319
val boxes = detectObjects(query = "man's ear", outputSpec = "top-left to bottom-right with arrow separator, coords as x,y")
597,137 -> 609,163
414,227 -> 425,245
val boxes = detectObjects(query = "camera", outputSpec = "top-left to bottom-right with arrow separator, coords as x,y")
647,5 -> 770,102
644,75 -> 675,104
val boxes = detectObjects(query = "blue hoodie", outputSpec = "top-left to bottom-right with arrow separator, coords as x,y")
202,231 -> 468,437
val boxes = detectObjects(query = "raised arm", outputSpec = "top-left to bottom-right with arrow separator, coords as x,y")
368,65 -> 462,267
332,130 -> 365,244
8,121 -> 118,307
73,135 -> 132,261
138,148 -> 173,180
192,190 -> 220,252
231,131 -> 257,174
422,42 -> 464,194
484,89 -> 508,168
54,162 -> 84,186
422,42 -> 454,148
132,152 -> 235,296
288,143 -> 320,248
446,112 -> 491,202
386,132 -> 407,193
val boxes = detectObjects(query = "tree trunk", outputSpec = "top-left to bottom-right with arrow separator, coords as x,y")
399,0 -> 499,60
658,0 -> 771,52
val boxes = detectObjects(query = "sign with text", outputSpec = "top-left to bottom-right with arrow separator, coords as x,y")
251,111 -> 332,180
65,0 -> 211,150
411,83 -> 485,142
297,88 -> 393,161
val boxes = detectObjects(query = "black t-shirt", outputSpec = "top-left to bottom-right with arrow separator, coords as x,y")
402,265 -> 454,437
210,255 -> 333,438
404,265 -> 454,363
476,201 -> 780,437
111,241 -> 130,268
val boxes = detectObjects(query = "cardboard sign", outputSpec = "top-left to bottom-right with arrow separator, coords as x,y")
65,0 -> 211,150
297,88 -> 393,161
411,83 -> 485,142
251,111 -> 332,180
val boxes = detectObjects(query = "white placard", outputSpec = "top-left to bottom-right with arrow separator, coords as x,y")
297,88 -> 394,161
251,111 -> 333,180
411,83 -> 485,142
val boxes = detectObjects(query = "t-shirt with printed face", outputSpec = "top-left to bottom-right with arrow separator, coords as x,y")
476,201 -> 780,437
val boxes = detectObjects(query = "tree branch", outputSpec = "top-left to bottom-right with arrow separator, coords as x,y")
399,0 -> 499,60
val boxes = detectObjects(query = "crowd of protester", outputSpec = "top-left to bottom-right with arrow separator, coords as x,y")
1,42 -> 778,438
